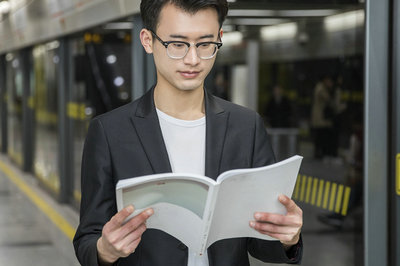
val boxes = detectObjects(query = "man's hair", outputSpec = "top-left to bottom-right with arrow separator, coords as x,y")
140,0 -> 229,32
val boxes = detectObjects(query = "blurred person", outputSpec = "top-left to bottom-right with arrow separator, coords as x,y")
330,75 -> 347,159
73,1 -> 303,265
264,84 -> 292,128
311,75 -> 335,159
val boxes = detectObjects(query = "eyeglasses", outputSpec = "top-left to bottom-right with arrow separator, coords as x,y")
150,30 -> 223,60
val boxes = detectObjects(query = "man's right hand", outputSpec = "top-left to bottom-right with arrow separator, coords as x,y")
96,205 -> 154,265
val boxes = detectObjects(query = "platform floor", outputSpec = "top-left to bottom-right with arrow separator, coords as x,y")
0,153 -> 362,266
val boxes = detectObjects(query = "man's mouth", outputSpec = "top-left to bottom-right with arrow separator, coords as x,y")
179,71 -> 200,78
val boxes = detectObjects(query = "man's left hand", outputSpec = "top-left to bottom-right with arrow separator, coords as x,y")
250,195 -> 303,248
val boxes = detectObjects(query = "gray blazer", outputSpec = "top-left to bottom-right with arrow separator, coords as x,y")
73,87 -> 302,266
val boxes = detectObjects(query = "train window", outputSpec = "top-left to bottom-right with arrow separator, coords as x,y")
32,42 -> 61,194
5,52 -> 24,166
69,25 -> 133,203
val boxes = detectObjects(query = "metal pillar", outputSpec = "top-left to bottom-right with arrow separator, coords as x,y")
58,38 -> 72,203
0,55 -> 6,153
21,48 -> 33,172
364,0 -> 389,265
390,0 -> 400,265
246,40 -> 259,111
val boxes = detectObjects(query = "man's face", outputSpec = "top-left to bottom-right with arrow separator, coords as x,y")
145,4 -> 221,93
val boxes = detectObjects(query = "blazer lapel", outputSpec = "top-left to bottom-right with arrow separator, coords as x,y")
130,88 -> 172,174
204,90 -> 229,180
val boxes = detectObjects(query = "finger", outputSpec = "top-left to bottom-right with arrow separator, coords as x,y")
259,231 -> 297,244
121,237 -> 142,258
254,212 -> 286,225
254,212 -> 302,228
250,221 -> 298,235
119,208 -> 153,236
115,223 -> 147,256
278,195 -> 301,214
108,205 -> 136,230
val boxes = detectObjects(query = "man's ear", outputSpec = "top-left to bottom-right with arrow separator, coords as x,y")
140,29 -> 153,54
219,28 -> 223,40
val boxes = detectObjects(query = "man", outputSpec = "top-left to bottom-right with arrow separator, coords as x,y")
73,0 -> 303,265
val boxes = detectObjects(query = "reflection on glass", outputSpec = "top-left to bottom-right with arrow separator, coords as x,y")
32,43 -> 60,193
71,31 -> 132,203
6,52 -> 23,166
214,3 -> 365,266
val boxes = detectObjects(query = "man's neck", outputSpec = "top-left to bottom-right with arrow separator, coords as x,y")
154,85 -> 205,120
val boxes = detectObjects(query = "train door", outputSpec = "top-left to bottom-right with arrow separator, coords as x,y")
31,42 -> 61,196
213,1 -> 365,265
68,24 -> 133,205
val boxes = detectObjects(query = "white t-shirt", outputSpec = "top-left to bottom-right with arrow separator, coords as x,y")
156,108 -> 209,266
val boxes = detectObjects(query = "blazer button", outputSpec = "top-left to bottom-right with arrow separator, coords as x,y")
178,242 -> 187,250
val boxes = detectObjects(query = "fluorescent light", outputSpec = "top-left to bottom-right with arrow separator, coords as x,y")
226,18 -> 287,26
221,31 -> 243,46
324,9 -> 364,32
46,40 -> 60,50
0,1 -> 10,15
261,22 -> 297,41
103,22 -> 133,30
228,9 -> 337,18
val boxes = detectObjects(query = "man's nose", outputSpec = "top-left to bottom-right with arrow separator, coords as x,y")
183,45 -> 200,65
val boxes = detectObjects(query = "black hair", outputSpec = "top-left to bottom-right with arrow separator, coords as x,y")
140,0 -> 229,32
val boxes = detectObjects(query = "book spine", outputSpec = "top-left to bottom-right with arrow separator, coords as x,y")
201,185 -> 220,252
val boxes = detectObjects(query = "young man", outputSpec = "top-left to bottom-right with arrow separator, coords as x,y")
73,0 -> 303,265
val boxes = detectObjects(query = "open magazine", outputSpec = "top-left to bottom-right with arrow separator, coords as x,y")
116,155 -> 303,256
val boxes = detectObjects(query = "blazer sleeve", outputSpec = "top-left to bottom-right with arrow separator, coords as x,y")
73,118 -> 118,266
246,113 -> 303,264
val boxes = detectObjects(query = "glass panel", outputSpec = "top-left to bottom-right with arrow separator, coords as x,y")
5,52 -> 24,166
214,2 -> 364,266
32,42 -> 60,194
70,26 -> 132,203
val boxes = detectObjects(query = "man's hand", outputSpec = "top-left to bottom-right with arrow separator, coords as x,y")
97,205 -> 154,265
249,195 -> 302,248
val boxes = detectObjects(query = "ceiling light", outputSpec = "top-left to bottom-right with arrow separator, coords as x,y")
324,9 -> 364,32
261,22 -> 298,41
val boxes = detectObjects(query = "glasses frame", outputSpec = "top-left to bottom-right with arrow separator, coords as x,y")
150,30 -> 223,60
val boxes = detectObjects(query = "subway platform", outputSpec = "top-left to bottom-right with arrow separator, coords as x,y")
0,153 -> 360,266
0,154 -> 79,266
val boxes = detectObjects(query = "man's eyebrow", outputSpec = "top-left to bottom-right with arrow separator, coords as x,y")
169,34 -> 215,40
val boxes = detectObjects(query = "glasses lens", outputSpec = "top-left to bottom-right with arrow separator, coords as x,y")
197,43 -> 218,59
166,42 -> 219,59
167,42 -> 188,59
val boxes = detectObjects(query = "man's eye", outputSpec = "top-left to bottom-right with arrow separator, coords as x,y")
171,43 -> 186,48
199,43 -> 211,48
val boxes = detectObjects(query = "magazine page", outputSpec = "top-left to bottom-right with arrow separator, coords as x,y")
206,155 -> 303,247
116,173 -> 216,253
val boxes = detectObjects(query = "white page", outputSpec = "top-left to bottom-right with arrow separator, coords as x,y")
206,155 -> 302,247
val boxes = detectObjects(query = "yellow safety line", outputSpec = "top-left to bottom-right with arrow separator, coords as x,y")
317,179 -> 324,207
311,177 -> 318,205
335,185 -> 344,214
323,181 -> 331,209
0,160 -> 76,241
396,154 -> 400,196
329,183 -> 337,211
341,187 -> 352,216
305,176 -> 312,203
300,175 -> 307,201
